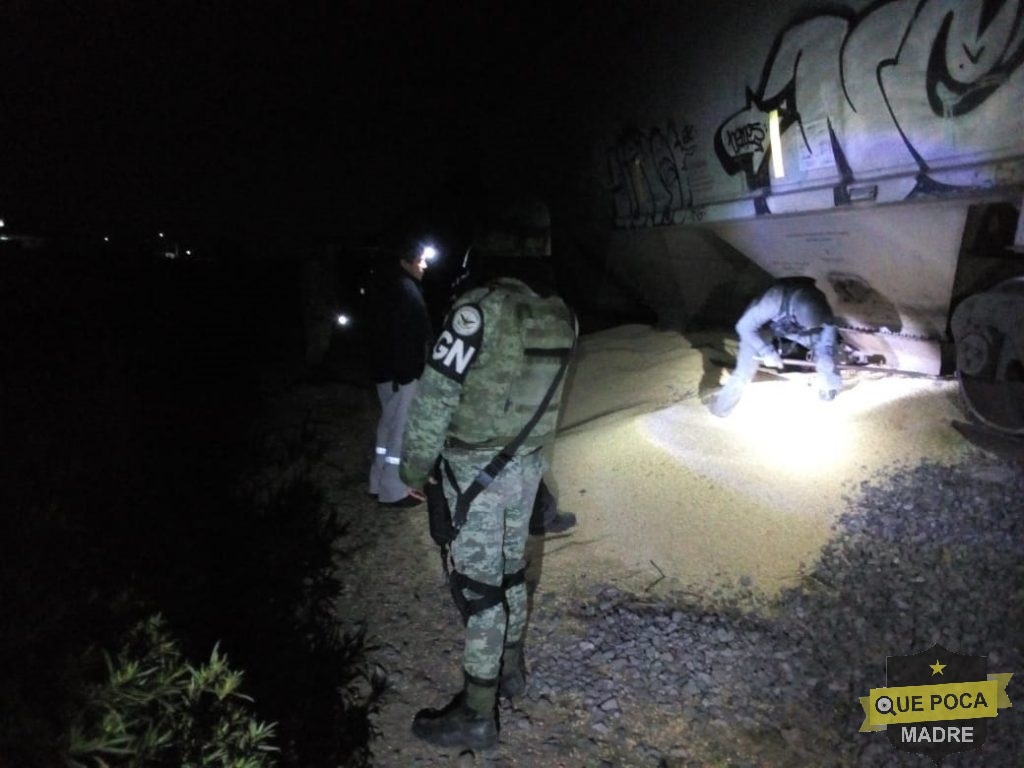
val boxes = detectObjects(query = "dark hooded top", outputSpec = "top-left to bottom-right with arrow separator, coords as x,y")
367,262 -> 433,385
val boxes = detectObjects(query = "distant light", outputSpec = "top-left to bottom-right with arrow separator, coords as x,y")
769,109 -> 785,179
164,251 -> 176,259
185,249 -> 192,256
336,313 -> 351,327
158,232 -> 164,238
421,245 -> 438,262
103,236 -> 110,242
359,287 -> 366,295
0,219 -> 5,228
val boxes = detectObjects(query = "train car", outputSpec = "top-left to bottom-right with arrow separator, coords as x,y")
556,0 -> 1024,435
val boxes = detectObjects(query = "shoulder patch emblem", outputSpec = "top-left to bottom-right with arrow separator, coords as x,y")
451,305 -> 482,336
429,303 -> 484,384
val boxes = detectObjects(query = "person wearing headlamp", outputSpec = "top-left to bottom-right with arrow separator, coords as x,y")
367,241 -> 436,507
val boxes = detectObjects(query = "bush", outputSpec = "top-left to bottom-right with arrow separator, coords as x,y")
2,251 -> 379,767
68,614 -> 278,768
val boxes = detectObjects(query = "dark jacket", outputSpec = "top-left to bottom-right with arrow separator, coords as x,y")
368,265 -> 432,385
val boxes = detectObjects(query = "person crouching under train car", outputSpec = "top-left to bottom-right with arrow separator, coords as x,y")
710,277 -> 843,417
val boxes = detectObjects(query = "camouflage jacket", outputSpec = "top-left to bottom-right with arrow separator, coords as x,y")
399,277 -> 576,489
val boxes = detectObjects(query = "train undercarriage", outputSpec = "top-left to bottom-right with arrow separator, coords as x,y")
711,195 -> 1024,445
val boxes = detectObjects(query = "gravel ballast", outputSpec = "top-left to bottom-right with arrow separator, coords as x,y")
522,457 -> 1024,766
305,340 -> 1023,766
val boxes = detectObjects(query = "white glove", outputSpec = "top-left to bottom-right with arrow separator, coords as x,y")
758,349 -> 783,369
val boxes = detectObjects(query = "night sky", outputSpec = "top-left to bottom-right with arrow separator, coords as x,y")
2,1 -> 618,249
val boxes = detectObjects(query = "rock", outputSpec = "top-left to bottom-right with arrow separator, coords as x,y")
524,460 -> 1023,764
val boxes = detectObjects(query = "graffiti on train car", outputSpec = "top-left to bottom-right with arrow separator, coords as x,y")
608,1 -> 1024,227
606,121 -> 703,227
716,0 -> 1024,211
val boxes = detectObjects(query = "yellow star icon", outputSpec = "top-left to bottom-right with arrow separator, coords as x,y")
930,660 -> 947,676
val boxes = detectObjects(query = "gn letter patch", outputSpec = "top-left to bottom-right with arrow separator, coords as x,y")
430,303 -> 483,383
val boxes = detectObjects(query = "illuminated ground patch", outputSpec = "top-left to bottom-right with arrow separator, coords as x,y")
546,326 -> 970,597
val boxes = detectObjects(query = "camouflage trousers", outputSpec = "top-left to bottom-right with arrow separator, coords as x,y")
442,447 -> 546,680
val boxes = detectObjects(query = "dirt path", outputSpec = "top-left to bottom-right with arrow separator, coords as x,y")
327,491 -> 725,768
292,321 -> 986,766
303,381 -> 791,767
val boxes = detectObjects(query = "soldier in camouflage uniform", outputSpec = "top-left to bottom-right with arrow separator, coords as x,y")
400,200 -> 576,749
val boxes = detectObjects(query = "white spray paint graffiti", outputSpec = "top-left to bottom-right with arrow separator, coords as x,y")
608,1 -> 1024,227
716,0 -> 1024,214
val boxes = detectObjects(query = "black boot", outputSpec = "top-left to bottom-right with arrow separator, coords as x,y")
498,642 -> 526,699
411,672 -> 498,749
